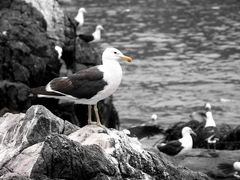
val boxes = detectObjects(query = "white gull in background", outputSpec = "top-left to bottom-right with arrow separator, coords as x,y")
78,25 -> 104,43
157,127 -> 196,156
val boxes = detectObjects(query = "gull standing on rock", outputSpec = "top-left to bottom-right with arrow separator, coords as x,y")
74,7 -> 87,27
78,25 -> 104,43
31,47 -> 133,127
157,127 -> 196,156
201,103 -> 219,150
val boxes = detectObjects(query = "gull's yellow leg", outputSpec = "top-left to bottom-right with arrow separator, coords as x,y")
88,105 -> 92,125
94,104 -> 103,126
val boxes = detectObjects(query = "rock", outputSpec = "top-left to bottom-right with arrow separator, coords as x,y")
220,125 -> 240,150
127,125 -> 164,139
0,173 -> 32,180
0,0 -> 61,87
23,0 -> 66,46
0,105 -> 79,169
176,149 -> 240,179
3,134 -> 119,180
0,105 -> 209,180
68,126 -> 210,180
0,81 -> 30,115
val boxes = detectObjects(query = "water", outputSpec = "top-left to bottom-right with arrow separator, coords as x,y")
63,0 -> 240,129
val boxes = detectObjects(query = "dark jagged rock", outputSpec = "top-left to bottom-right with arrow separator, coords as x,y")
0,105 -> 210,180
0,0 -> 61,86
3,134 -> 118,180
0,173 -> 32,180
69,126 -> 209,180
0,0 -> 61,114
0,105 -> 79,168
128,125 -> 164,139
220,125 -> 240,150
0,81 -> 30,115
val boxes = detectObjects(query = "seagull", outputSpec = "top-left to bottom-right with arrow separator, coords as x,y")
78,25 -> 104,43
74,7 -> 87,27
151,113 -> 158,122
157,127 -> 196,156
31,47 -> 133,126
201,103 -> 219,150
218,161 -> 240,178
55,46 -> 63,59
55,46 -> 72,75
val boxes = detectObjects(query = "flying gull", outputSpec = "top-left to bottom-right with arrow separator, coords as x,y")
31,47 -> 133,126
157,127 -> 196,156
78,25 -> 104,43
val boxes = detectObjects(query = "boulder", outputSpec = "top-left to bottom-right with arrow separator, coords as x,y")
23,0 -> 66,46
220,125 -> 240,150
0,105 -> 79,169
0,81 -> 30,115
0,105 -> 210,180
0,0 -> 61,114
68,126 -> 209,180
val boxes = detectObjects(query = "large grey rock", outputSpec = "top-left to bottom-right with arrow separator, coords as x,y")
23,0 -> 66,46
0,105 -> 209,180
69,126 -> 210,180
0,0 -> 61,114
3,134 -> 119,180
0,105 -> 79,169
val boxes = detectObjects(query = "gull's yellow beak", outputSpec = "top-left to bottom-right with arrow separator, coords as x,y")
120,55 -> 133,63
191,130 -> 197,136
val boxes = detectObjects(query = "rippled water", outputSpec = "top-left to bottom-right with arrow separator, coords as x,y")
63,0 -> 240,128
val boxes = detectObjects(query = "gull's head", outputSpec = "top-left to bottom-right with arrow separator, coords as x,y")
181,127 -> 196,136
78,7 -> 87,13
54,46 -> 63,59
151,114 -> 157,121
2,31 -> 7,36
96,25 -> 104,31
102,47 -> 133,63
204,102 -> 211,111
233,162 -> 240,171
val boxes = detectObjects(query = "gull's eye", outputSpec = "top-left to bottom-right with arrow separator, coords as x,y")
114,51 -> 117,54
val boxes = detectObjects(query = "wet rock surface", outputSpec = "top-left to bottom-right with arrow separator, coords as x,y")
0,105 -> 210,180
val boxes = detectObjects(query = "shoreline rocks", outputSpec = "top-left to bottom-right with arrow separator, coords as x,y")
0,105 -> 210,180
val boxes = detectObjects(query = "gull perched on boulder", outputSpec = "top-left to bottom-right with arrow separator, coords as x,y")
74,7 -> 87,27
157,127 -> 196,156
78,25 -> 104,43
31,47 -> 133,127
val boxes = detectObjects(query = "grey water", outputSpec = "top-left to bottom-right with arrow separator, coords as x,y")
63,0 -> 240,129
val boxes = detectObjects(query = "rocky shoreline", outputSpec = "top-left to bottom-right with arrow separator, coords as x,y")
0,105 -> 209,180
0,0 -> 239,179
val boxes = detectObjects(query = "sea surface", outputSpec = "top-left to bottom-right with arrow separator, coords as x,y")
62,0 -> 240,129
